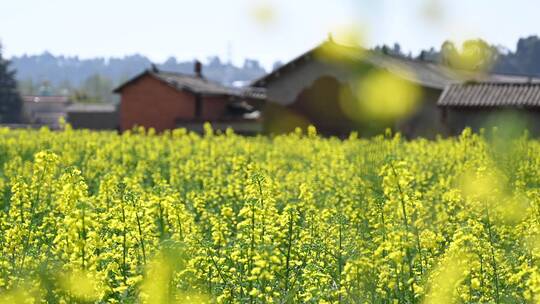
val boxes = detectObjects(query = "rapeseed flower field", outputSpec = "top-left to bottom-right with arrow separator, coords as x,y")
1,124 -> 540,303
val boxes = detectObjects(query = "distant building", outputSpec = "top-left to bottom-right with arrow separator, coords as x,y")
438,82 -> 540,135
21,95 -> 69,129
66,103 -> 119,130
252,39 -> 540,137
114,62 -> 266,134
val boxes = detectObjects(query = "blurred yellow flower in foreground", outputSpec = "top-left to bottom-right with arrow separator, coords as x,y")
330,24 -> 366,48
314,25 -> 366,63
458,167 -> 506,201
250,2 -> 276,27
352,69 -> 422,122
140,248 -> 209,304
59,269 -> 102,302
424,252 -> 471,304
0,284 -> 41,304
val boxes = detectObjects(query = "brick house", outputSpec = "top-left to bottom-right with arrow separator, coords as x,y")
114,62 -> 265,133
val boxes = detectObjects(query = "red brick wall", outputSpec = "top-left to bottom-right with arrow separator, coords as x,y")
202,96 -> 229,120
120,75 -> 196,132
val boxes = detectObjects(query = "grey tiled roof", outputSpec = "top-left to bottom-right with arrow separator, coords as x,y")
66,103 -> 117,112
438,82 -> 540,107
154,72 -> 232,95
360,53 -> 540,90
114,70 -> 266,100
155,71 -> 267,99
252,40 -> 540,90
22,95 -> 69,103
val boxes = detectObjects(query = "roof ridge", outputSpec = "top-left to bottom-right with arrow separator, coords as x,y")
153,70 -> 190,76
153,69 -> 230,87
458,81 -> 540,86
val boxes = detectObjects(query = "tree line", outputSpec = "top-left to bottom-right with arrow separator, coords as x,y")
3,36 -> 540,123
12,54 -> 268,103
375,35 -> 540,76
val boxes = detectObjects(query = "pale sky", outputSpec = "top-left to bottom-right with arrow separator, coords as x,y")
0,0 -> 538,70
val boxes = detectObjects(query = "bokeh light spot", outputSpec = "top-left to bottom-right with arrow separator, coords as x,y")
250,2 -> 277,28
354,69 -> 422,122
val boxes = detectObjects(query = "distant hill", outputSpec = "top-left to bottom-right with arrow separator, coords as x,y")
10,53 -> 268,89
10,35 -> 540,102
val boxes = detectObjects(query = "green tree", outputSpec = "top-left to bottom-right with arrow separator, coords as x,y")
71,74 -> 115,103
18,78 -> 37,95
57,79 -> 73,96
0,44 -> 22,123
